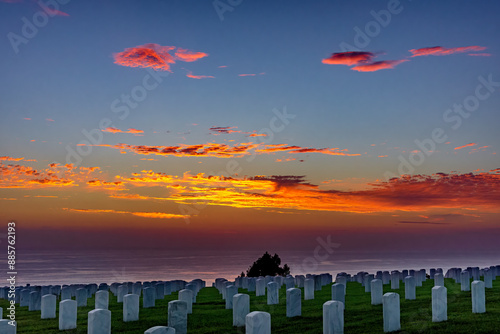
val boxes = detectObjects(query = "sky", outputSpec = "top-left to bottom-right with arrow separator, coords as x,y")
0,0 -> 499,257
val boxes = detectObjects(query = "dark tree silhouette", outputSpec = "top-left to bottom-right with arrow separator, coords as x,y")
244,252 -> 291,277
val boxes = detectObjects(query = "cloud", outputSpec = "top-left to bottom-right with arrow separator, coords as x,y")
238,73 -> 265,77
351,59 -> 408,72
247,133 -> 268,137
63,208 -> 188,220
209,126 -> 240,135
46,118 -> 55,122
114,44 -> 208,71
322,52 -> 375,66
39,4 -> 69,16
256,144 -> 361,156
397,221 -> 449,225
468,53 -> 491,57
185,71 -> 214,79
0,156 -> 25,161
102,127 -> 144,135
409,46 -> 487,57
454,143 -> 477,150
174,48 -> 209,62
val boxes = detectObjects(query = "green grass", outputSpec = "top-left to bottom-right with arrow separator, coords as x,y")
2,278 -> 499,333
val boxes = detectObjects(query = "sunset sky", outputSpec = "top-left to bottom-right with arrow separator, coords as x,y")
1,0 -> 499,255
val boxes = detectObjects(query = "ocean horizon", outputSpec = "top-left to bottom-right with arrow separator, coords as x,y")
7,249 -> 499,287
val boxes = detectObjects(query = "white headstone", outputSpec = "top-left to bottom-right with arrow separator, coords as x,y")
434,273 -> 444,287
179,289 -> 193,314
286,288 -> 301,317
371,279 -> 383,305
246,311 -> 271,334
323,300 -> 344,334
144,326 -> 176,334
390,273 -> 399,289
0,320 -> 16,334
123,294 -> 139,322
304,278 -> 314,300
59,299 -> 77,330
383,292 -> 400,332
461,271 -> 470,292
484,269 -> 493,288
471,280 -> 486,313
331,283 -> 345,305
233,293 -> 250,327
143,287 -> 156,308
117,285 -> 127,303
20,289 -> 30,307
76,288 -> 87,307
432,286 -> 447,322
41,294 -> 56,319
168,300 -> 187,334
256,278 -> 266,297
29,291 -> 41,311
155,283 -> 165,300
88,308 -> 111,334
225,285 -> 238,309
267,282 -> 279,305
404,276 -> 416,300
95,290 -> 109,310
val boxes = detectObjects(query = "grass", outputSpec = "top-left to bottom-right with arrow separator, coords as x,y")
2,278 -> 499,333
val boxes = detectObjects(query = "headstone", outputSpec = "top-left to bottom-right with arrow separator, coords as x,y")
331,283 -> 345,305
404,276 -> 416,300
383,293 -> 400,332
41,294 -> 56,319
225,285 -> 238,310
471,280 -> 486,313
95,290 -> 109,310
461,271 -> 470,292
432,286 -> 447,322
143,287 -> 156,308
20,289 -> 30,307
59,299 -> 77,330
61,286 -> 71,301
323,300 -> 344,334
371,279 -> 383,305
132,283 -> 142,296
246,311 -> 271,334
88,308 -> 111,334
0,320 -> 16,334
233,293 -> 250,327
179,289 -> 193,314
117,285 -> 127,302
391,273 -> 399,289
484,269 -> 493,288
314,275 -> 322,291
76,288 -> 87,307
144,327 -> 176,334
335,276 -> 347,294
256,278 -> 266,297
364,275 -> 371,292
123,294 -> 139,322
304,278 -> 314,300
434,273 -> 444,287
164,281 -> 172,296
266,282 -> 279,305
29,291 -> 41,311
286,288 -> 301,317
168,300 -> 187,334
155,283 -> 165,300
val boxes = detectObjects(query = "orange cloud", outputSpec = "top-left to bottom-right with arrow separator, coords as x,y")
238,74 -> 256,77
468,53 -> 491,57
351,59 -> 408,72
114,44 -> 176,71
256,144 -> 361,156
23,117 -> 31,120
322,51 -> 375,66
63,208 -> 188,219
174,48 -> 208,62
454,143 -> 477,150
409,46 -> 487,57
0,156 -> 25,161
247,133 -> 268,137
114,44 -> 208,71
186,71 -> 214,79
102,127 -> 144,135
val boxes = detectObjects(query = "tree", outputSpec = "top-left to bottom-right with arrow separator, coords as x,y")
245,251 -> 291,277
